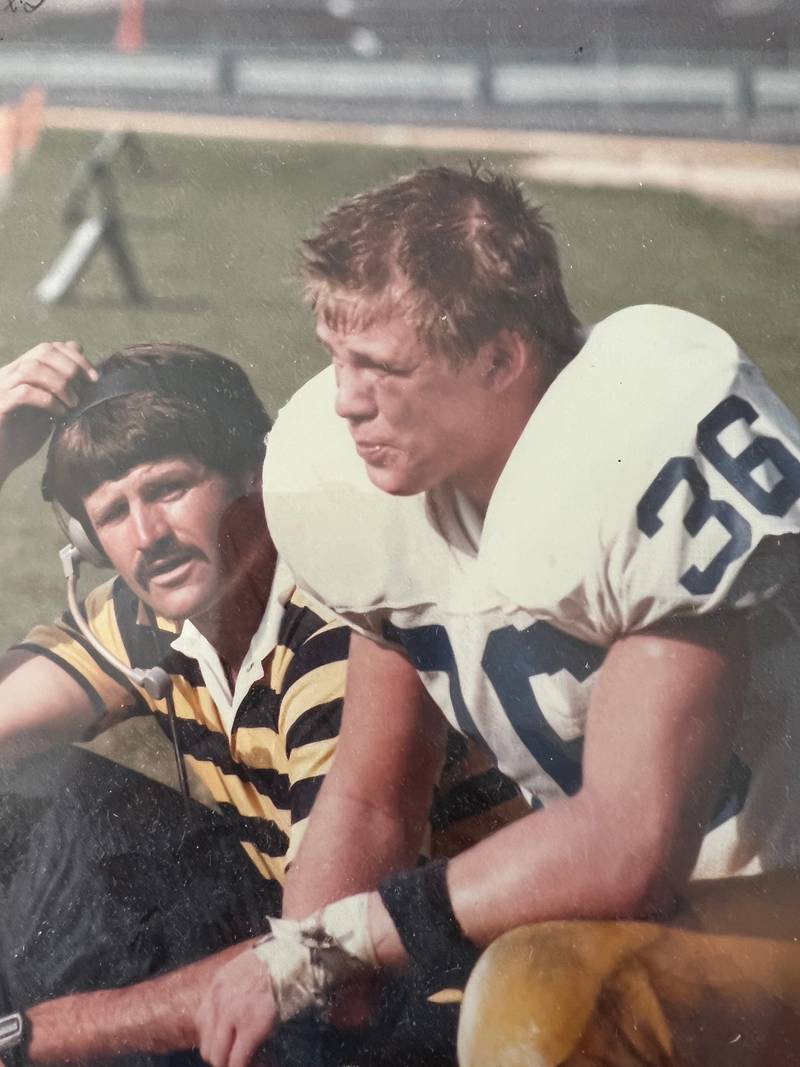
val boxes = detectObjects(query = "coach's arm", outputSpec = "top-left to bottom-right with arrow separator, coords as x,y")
0,343 -> 105,765
0,939 -> 259,1067
0,649 -> 102,766
197,612 -> 747,1067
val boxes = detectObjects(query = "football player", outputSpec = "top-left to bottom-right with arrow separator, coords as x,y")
198,166 -> 800,1067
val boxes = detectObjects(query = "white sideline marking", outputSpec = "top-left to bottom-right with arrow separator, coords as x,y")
43,105 -> 800,170
40,105 -> 800,217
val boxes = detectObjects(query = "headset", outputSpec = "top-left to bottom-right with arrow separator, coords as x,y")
46,369 -> 157,570
40,360 -> 271,817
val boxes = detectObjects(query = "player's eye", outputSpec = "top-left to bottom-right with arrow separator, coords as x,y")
356,354 -> 396,375
376,361 -> 411,378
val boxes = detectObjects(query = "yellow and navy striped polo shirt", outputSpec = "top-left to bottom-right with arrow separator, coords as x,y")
18,579 -> 529,906
17,578 -> 347,898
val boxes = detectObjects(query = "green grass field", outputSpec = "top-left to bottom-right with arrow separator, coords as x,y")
0,128 -> 798,652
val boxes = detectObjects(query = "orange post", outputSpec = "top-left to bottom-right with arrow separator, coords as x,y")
0,106 -> 17,203
18,87 -> 46,162
114,0 -> 145,54
0,106 -> 19,181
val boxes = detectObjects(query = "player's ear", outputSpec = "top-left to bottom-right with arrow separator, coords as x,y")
479,330 -> 530,392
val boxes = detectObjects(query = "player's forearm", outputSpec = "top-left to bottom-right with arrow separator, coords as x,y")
284,786 -> 425,919
418,623 -> 743,954
446,791 -> 680,947
364,791 -> 683,973
292,789 -> 657,976
25,939 -> 253,1064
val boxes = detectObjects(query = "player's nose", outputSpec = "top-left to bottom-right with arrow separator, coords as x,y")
334,364 -> 375,422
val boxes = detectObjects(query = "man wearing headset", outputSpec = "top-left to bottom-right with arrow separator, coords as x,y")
0,339 -> 522,1065
0,338 -> 343,1055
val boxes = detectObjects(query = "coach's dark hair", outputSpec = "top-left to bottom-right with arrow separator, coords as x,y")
45,342 -> 271,518
302,165 -> 583,372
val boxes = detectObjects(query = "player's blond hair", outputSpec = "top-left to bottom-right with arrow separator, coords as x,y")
302,165 -> 583,372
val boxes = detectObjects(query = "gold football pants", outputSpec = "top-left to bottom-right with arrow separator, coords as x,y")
457,872 -> 800,1066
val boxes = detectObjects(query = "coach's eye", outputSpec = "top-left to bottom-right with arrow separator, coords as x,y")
94,501 -> 127,527
155,480 -> 188,501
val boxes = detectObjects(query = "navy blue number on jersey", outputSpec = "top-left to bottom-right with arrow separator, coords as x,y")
482,624 -> 605,795
383,615 -> 748,822
638,394 -> 800,594
381,393 -> 796,815
383,618 -> 605,796
380,620 -> 485,743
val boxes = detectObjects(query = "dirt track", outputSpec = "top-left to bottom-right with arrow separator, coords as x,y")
44,105 -> 800,224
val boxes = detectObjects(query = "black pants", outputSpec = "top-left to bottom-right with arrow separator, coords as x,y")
0,749 -> 459,1067
0,748 -> 277,1067
274,974 -> 460,1067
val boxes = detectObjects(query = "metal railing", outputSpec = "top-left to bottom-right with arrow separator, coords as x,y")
1,44 -> 797,135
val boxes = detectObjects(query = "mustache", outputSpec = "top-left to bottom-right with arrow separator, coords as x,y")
134,536 -> 206,588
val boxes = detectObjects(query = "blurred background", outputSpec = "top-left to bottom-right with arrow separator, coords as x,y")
0,0 -> 797,661
0,0 -> 798,137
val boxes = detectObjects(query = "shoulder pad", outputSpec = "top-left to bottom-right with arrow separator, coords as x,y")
482,305 -> 800,636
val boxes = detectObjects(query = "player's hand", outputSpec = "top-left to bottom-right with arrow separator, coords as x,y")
0,341 -> 98,483
196,948 -> 279,1067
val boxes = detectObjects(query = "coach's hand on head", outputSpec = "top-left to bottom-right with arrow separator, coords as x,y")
0,341 -> 97,485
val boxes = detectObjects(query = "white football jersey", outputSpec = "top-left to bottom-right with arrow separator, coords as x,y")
264,305 -> 800,878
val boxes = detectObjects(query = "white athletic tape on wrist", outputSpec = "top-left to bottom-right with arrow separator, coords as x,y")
253,893 -> 377,1020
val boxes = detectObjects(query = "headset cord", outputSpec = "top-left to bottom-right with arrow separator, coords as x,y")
142,605 -> 193,825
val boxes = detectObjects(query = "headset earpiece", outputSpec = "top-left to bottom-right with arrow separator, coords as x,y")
66,515 -> 111,569
51,500 -> 111,569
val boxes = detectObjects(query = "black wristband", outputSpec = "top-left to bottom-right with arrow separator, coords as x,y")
378,859 -> 479,982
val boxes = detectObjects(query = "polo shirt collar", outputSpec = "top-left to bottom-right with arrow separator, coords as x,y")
169,557 -> 295,736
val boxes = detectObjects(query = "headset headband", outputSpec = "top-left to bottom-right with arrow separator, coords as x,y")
42,359 -> 270,503
60,362 -> 243,425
